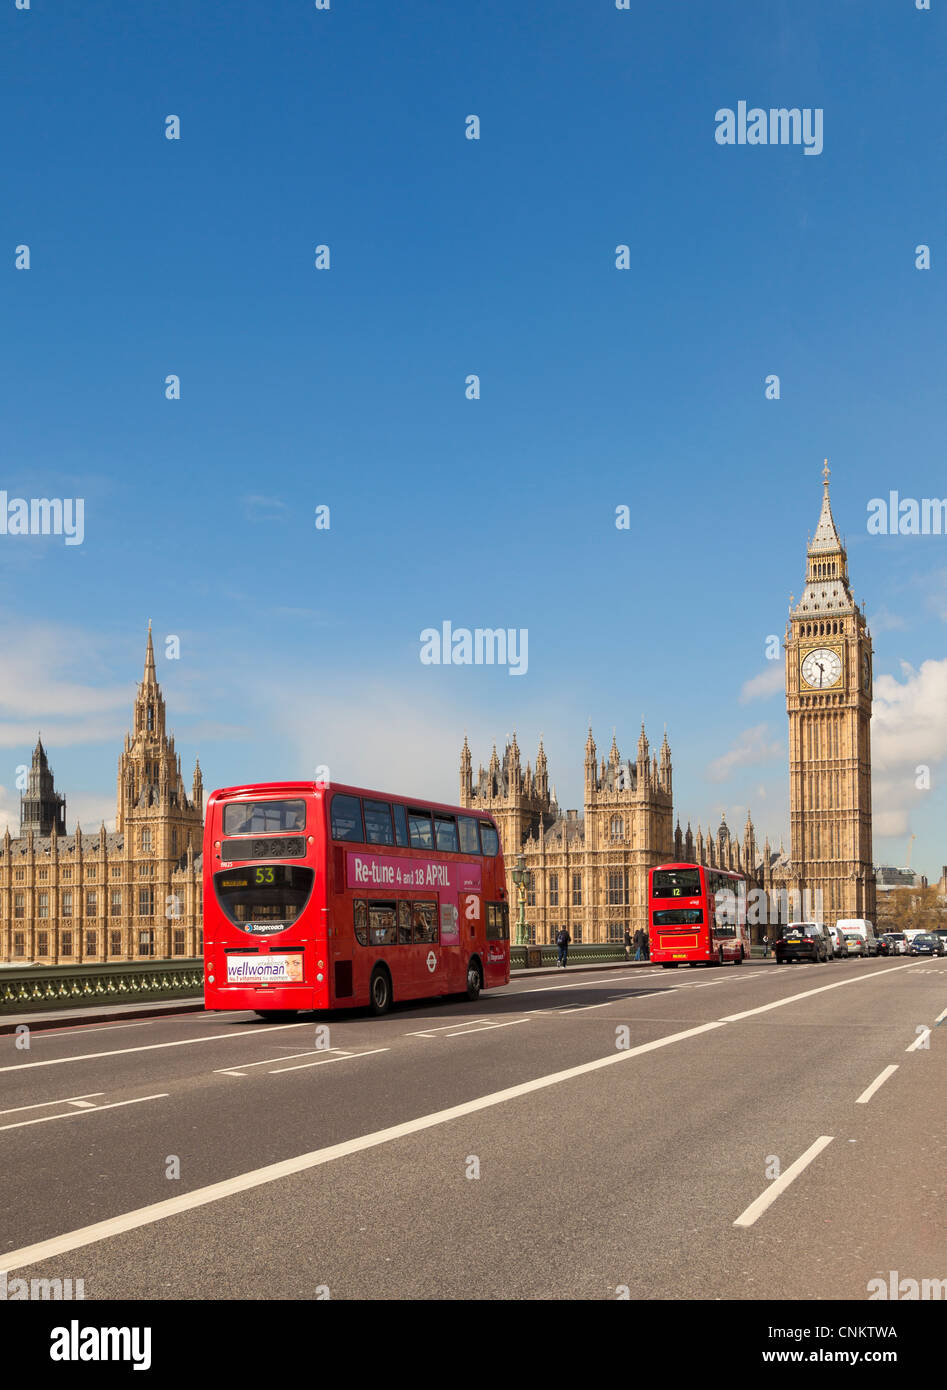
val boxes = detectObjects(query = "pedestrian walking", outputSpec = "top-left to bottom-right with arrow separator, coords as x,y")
556,926 -> 571,969
634,928 -> 644,961
762,933 -> 770,959
624,929 -> 632,961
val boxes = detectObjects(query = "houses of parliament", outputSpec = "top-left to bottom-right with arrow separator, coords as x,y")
0,468 -> 876,961
0,627 -> 204,964
462,468 -> 876,942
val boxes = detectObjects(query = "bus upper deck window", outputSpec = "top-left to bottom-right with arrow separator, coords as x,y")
407,809 -> 434,850
331,794 -> 364,842
479,822 -> 500,856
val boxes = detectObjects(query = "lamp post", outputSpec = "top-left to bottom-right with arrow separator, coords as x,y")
511,854 -> 531,946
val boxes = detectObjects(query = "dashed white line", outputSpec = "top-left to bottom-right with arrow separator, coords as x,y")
215,1048 -> 351,1076
855,1065 -> 899,1105
0,1020 -> 314,1073
269,1048 -> 389,1074
0,1094 -> 169,1134
0,1092 -> 105,1117
443,1020 -> 528,1037
906,1028 -> 931,1053
734,1136 -> 835,1228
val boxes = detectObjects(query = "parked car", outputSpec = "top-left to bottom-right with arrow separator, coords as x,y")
776,923 -> 829,963
835,918 -> 880,957
882,932 -> 908,956
909,933 -> 947,957
843,932 -> 866,957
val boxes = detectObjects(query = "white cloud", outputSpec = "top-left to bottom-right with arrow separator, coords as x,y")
705,724 -> 784,784
871,658 -> 947,839
739,665 -> 785,703
866,606 -> 907,634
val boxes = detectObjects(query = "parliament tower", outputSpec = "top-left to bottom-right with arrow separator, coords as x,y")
785,465 -> 875,924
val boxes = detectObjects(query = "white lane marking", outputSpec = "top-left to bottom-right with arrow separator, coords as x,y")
560,998 -> 629,1013
0,1092 -> 104,1118
66,1100 -> 97,1109
214,1048 -> 351,1076
719,962 -> 917,1023
0,1017 -> 729,1272
0,1094 -> 169,1134
269,1047 -> 390,1074
933,1004 -> 947,1024
907,1028 -> 931,1053
0,1020 -> 313,1073
404,1019 -> 489,1037
26,1015 -> 204,1040
519,976 -> 637,995
856,1065 -> 899,1104
733,1136 -> 835,1229
443,1020 -> 528,1037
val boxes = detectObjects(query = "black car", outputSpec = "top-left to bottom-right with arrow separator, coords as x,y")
776,923 -> 828,963
909,934 -> 946,957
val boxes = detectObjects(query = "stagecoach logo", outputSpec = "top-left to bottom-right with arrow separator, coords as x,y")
426,951 -> 437,973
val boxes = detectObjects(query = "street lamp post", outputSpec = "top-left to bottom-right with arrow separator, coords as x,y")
511,854 -> 531,946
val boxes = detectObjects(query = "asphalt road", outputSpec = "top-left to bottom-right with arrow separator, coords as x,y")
1,956 -> 944,1300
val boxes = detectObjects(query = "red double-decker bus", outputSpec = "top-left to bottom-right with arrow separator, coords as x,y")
648,862 -> 750,968
203,781 -> 510,1017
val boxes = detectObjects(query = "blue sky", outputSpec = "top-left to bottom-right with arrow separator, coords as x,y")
1,0 -> 945,878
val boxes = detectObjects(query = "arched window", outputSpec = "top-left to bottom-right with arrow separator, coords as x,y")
141,828 -> 152,853
610,816 -> 623,840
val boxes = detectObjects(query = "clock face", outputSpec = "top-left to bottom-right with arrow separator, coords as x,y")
801,647 -> 842,690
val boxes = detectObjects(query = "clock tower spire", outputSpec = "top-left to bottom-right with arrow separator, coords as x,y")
785,464 -> 875,925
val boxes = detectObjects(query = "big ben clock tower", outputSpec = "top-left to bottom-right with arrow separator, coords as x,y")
785,464 -> 875,925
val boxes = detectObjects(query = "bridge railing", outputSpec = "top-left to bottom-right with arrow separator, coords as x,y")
0,959 -> 204,1013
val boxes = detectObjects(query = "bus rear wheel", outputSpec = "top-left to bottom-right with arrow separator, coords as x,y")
466,958 -> 483,1001
369,966 -> 392,1016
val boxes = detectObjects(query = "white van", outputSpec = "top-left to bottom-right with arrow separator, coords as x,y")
835,919 -> 879,957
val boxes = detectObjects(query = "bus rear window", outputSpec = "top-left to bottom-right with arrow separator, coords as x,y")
213,865 -> 314,936
223,800 -> 306,835
653,909 -> 703,926
652,868 -> 701,897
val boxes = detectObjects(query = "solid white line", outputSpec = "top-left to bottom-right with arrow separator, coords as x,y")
0,1094 -> 168,1134
0,1017 -> 728,1272
0,1092 -> 104,1117
907,1028 -> 931,1053
855,1065 -> 899,1104
733,1136 -> 834,1228
559,999 -> 628,1013
719,962 -> 917,1023
213,1048 -> 350,1075
66,1100 -> 97,1109
269,1047 -> 390,1074
0,1020 -> 313,1073
934,1005 -> 947,1025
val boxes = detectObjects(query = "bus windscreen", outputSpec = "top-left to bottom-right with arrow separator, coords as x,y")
213,865 -> 314,935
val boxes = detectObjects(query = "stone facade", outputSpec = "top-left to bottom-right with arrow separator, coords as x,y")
0,628 -> 204,964
785,464 -> 876,923
461,726 -> 675,942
